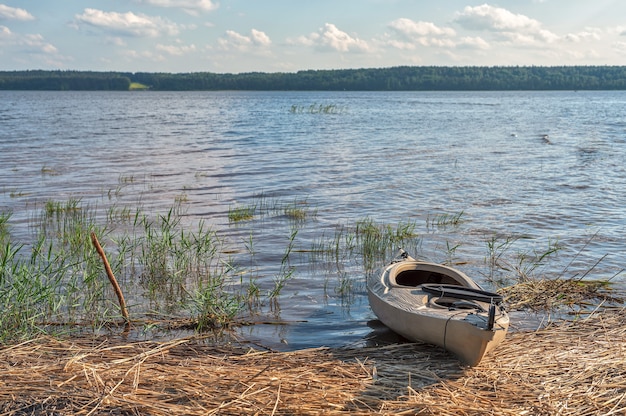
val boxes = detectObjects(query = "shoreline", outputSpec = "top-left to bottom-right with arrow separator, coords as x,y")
2,307 -> 624,415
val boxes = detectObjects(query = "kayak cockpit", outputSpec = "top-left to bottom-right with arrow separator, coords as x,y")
394,269 -> 462,286
388,261 -> 481,289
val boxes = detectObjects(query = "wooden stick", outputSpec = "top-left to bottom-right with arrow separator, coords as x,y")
90,232 -> 130,325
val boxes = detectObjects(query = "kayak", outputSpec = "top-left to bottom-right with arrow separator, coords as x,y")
367,250 -> 509,366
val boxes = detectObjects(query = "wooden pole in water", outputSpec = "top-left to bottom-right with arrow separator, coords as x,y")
90,232 -> 130,326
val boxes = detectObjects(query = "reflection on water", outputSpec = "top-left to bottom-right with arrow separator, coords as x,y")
0,90 -> 625,348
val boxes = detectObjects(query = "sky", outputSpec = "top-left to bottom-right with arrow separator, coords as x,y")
1,1 -> 626,73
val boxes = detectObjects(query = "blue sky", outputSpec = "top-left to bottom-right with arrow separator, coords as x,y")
1,1 -> 626,73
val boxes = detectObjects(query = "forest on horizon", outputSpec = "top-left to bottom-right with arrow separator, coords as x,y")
1,66 -> 626,91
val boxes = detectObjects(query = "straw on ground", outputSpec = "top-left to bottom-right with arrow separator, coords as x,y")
1,308 -> 624,415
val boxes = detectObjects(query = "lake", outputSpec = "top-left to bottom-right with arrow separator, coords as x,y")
1,90 -> 624,349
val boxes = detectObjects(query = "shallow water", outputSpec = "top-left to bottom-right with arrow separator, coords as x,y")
1,90 -> 624,349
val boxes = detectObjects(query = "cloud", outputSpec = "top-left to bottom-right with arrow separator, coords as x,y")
218,28 -> 271,52
0,24 -> 68,68
123,49 -> 166,62
133,0 -> 218,15
289,23 -> 370,53
156,42 -> 197,55
73,8 -> 180,37
454,4 -> 558,44
613,41 -> 626,53
455,4 -> 541,32
23,33 -> 58,54
0,4 -> 35,21
389,18 -> 455,38
0,25 -> 57,54
250,29 -> 271,47
457,36 -> 490,50
386,18 -> 458,50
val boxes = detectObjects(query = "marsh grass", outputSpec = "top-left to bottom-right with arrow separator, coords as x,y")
483,233 -> 623,312
0,212 -> 10,236
309,217 -> 420,275
1,188 -> 620,343
40,165 -> 59,176
268,229 -> 298,310
499,278 -> 620,311
356,217 -> 420,269
0,198 -> 259,341
0,190 -> 329,341
228,204 -> 255,222
427,211 -> 465,230
289,103 -> 346,114
228,195 -> 315,224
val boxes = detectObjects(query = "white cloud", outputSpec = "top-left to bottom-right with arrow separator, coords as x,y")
455,4 -> 542,32
386,18 -> 458,50
74,8 -> 180,37
106,36 -> 128,47
0,24 -> 67,68
457,36 -> 490,50
454,4 -> 559,46
24,34 -> 58,54
0,25 -> 57,54
251,29 -> 271,47
156,43 -> 197,55
0,24 -> 11,37
0,4 -> 35,21
289,23 -> 370,53
218,28 -> 271,52
134,0 -> 218,15
123,49 -> 166,62
613,41 -> 626,52
389,18 -> 455,38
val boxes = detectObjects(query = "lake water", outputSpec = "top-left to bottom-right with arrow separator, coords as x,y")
1,90 -> 625,349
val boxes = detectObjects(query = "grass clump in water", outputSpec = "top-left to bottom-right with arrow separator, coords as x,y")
228,195 -> 316,224
228,204 -> 255,223
427,210 -> 465,230
289,103 -> 345,114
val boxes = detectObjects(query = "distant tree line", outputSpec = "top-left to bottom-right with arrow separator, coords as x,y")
0,70 -> 131,90
2,66 -> 626,91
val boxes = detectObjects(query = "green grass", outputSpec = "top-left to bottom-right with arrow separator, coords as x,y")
0,187 -> 610,343
129,82 -> 149,90
228,196 -> 316,224
228,205 -> 255,222
427,211 -> 465,229
289,103 -> 346,114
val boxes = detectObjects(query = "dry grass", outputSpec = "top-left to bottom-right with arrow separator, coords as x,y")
499,278 -> 621,311
1,308 -> 625,415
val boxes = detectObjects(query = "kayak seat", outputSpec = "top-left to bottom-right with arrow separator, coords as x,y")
429,298 -> 486,312
422,284 -> 504,305
395,270 -> 460,287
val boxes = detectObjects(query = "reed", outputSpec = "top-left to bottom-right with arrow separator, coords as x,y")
228,203 -> 256,222
40,165 -> 59,175
309,218 -> 419,271
188,277 -> 244,330
289,103 -> 346,114
229,196 -> 315,224
268,229 -> 298,309
0,198 -> 265,340
427,210 -> 465,229
355,217 -> 419,270
1,187 -> 618,344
